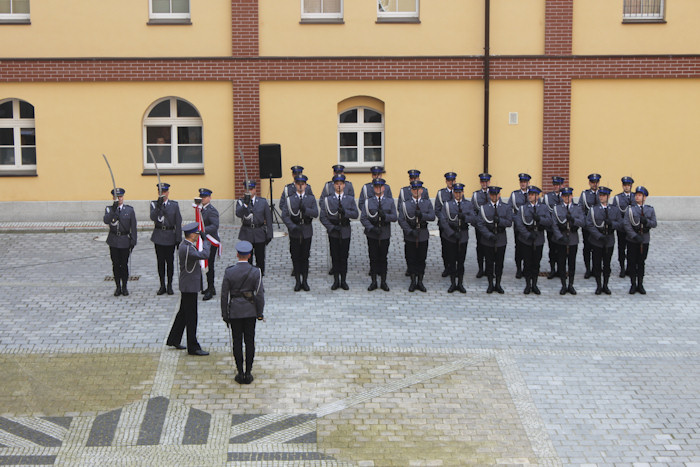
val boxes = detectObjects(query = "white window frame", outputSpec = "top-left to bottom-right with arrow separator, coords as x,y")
149,0 -> 190,21
623,0 -> 665,21
377,0 -> 419,19
300,0 -> 343,20
143,97 -> 203,171
0,99 -> 36,173
337,107 -> 384,170
0,0 -> 30,21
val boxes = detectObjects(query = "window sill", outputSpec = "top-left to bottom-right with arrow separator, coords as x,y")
376,17 -> 420,24
622,18 -> 666,24
147,19 -> 192,25
0,19 -> 31,25
0,169 -> 37,177
299,18 -> 344,24
142,168 -> 204,176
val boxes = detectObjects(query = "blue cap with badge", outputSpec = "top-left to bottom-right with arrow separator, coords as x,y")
235,240 -> 253,255
294,174 -> 308,183
198,188 -> 212,197
332,174 -> 346,182
552,176 -> 565,185
488,186 -> 501,194
560,187 -> 574,195
598,186 -> 612,195
332,164 -> 345,173
528,186 -> 542,194
479,173 -> 492,181
588,173 -> 601,181
291,165 -> 304,174
444,172 -> 457,180
370,166 -> 385,174
635,186 -> 649,197
111,188 -> 125,196
408,169 -> 421,177
410,180 -> 423,189
372,178 -> 386,186
245,180 -> 256,189
519,173 -> 532,181
183,222 -> 200,234
453,183 -> 465,192
621,176 -> 634,185
156,182 -> 170,191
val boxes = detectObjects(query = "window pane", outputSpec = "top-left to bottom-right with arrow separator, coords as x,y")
339,109 -> 357,123
171,0 -> 189,14
339,132 -> 357,147
0,128 -> 14,145
364,132 -> 382,146
20,128 -> 35,145
378,0 -> 417,13
21,147 -> 36,165
152,0 -> 171,13
178,146 -> 202,164
303,0 -> 321,13
0,148 -> 14,165
323,0 -> 341,13
19,101 -> 34,119
364,148 -> 382,162
176,99 -> 200,117
148,100 -> 170,117
364,109 -> 382,123
339,148 -> 357,163
147,145 -> 171,164
146,126 -> 170,144
13,0 -> 29,13
177,126 -> 202,144
0,0 -> 11,14
0,101 -> 13,119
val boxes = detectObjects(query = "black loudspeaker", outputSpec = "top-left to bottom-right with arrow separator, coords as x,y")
258,144 -> 282,179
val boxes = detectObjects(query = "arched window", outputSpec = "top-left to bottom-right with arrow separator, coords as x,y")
143,97 -> 203,171
0,98 -> 36,175
338,106 -> 384,169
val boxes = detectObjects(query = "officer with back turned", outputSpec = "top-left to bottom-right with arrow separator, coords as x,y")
104,188 -> 137,297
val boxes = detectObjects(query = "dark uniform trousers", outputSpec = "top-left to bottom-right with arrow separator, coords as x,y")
205,245 -> 218,291
617,231 -> 628,273
406,240 -> 429,276
329,237 -> 351,274
155,244 -> 176,284
167,292 -> 201,353
230,317 -> 257,376
290,237 -> 312,275
368,238 -> 390,275
521,243 -> 544,279
592,244 -> 613,278
484,246 -> 506,279
626,242 -> 649,282
582,229 -> 592,271
557,244 -> 578,280
247,242 -> 267,274
110,247 -> 131,284
547,231 -> 559,271
444,241 -> 468,276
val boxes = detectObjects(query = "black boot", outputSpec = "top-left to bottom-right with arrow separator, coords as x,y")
114,281 -> 122,297
416,274 -> 426,292
567,276 -> 577,295
408,274 -> 417,292
516,264 -> 523,279
331,273 -> 340,290
494,276 -> 504,294
476,266 -> 485,279
619,262 -> 626,278
294,274 -> 302,292
486,276 -> 494,294
602,275 -> 611,295
523,277 -> 531,295
594,275 -> 602,295
531,276 -> 541,295
121,278 -> 129,296
380,273 -> 390,292
584,266 -> 592,279
166,280 -> 174,295
629,276 -> 637,294
301,273 -> 310,292
340,272 -> 349,290
447,275 -> 457,293
442,268 -> 450,278
203,287 -> 214,300
368,274 -> 378,291
560,276 -> 568,295
637,276 -> 646,295
234,372 -> 245,384
243,372 -> 254,384
157,278 -> 166,295
457,275 -> 466,293
547,262 -> 558,279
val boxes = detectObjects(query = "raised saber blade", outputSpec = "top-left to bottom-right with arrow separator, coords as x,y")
237,144 -> 251,188
147,148 -> 163,197
102,154 -> 118,201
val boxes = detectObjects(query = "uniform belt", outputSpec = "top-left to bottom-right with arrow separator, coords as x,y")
246,223 -> 265,229
113,231 -> 127,236
158,226 -> 175,230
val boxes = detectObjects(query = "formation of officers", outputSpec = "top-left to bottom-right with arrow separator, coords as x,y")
104,166 -> 657,300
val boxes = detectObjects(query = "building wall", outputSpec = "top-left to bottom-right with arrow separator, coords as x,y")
573,0 -> 700,55
0,0 -> 231,58
0,82 -> 234,202
569,79 -> 700,196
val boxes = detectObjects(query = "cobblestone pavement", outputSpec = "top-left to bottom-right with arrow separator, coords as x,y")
0,220 -> 698,466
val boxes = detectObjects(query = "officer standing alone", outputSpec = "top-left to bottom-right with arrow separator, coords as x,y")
221,241 -> 265,384
199,188 -> 220,301
104,188 -> 137,297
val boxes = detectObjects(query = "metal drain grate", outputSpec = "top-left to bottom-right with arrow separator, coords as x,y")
104,276 -> 140,281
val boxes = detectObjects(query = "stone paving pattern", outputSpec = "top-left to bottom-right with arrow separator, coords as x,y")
0,219 -> 698,466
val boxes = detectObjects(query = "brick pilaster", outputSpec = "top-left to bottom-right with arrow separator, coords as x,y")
542,78 -> 571,185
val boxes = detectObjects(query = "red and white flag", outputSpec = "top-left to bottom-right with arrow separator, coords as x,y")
193,203 -> 222,272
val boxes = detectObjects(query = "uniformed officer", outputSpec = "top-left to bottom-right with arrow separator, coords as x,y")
397,170 -> 430,277
471,173 -> 492,278
199,188 -> 220,301
150,183 -> 182,295
610,176 -> 636,277
438,183 -> 474,293
281,166 -> 313,276
319,174 -> 359,290
435,172 -> 457,278
166,222 -> 210,356
513,186 -> 552,295
360,178 -> 397,292
221,240 -> 265,385
508,173 -> 532,279
624,186 -> 656,295
281,174 -> 319,291
543,176 -> 565,279
551,187 -> 586,295
579,173 -> 601,279
236,180 -> 273,276
475,186 -> 513,294
320,165 -> 355,276
398,180 -> 436,292
358,166 -> 393,206
585,186 -> 622,295
103,188 -> 137,297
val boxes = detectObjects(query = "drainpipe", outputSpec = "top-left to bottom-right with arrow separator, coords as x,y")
483,0 -> 490,173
